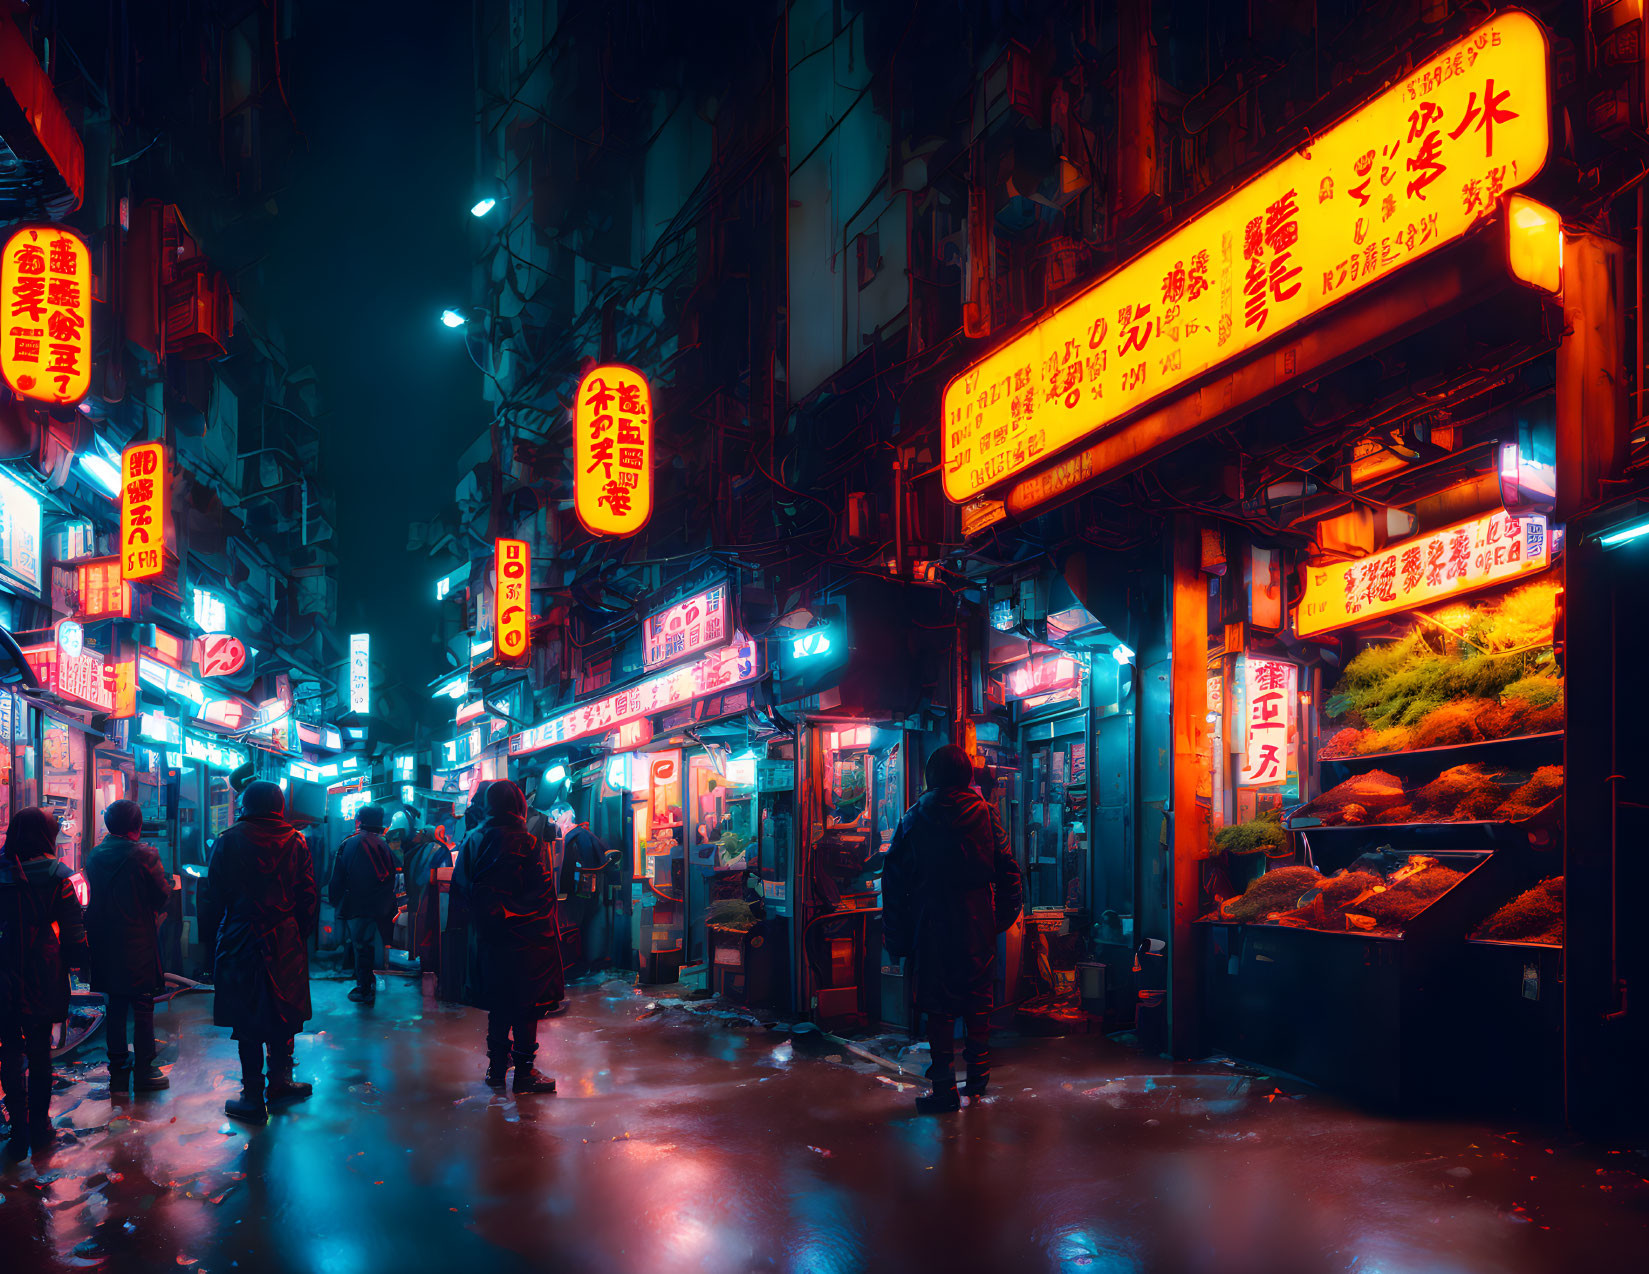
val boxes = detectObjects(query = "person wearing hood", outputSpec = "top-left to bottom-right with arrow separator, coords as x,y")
329,803 -> 397,1005
451,779 -> 562,1094
555,806 -> 619,973
0,807 -> 87,1158
207,780 -> 317,1124
84,800 -> 172,1090
883,744 -> 1022,1114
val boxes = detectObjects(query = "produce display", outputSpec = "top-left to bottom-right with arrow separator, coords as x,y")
1294,763 -> 1562,827
1208,855 -> 1468,934
1318,580 -> 1561,759
1212,808 -> 1289,856
1473,876 -> 1564,946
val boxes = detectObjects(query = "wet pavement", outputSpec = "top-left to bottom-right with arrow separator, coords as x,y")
1,975 -> 1646,1274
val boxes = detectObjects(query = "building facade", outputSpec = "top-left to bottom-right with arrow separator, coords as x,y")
423,0 -> 1649,1135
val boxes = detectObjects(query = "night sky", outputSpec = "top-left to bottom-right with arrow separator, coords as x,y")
259,0 -> 482,727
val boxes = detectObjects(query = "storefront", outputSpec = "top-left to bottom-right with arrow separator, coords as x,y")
938,11 -> 1601,1115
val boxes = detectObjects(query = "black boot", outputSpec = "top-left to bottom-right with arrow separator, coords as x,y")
133,1062 -> 169,1091
512,1055 -> 555,1094
348,985 -> 375,1004
962,1067 -> 989,1100
914,1085 -> 962,1114
227,1045 -> 267,1124
484,1058 -> 508,1089
266,1039 -> 312,1103
27,1064 -> 55,1152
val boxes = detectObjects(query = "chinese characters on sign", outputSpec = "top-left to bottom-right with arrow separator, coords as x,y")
941,11 -> 1549,503
349,633 -> 370,715
494,538 -> 531,664
1297,510 -> 1551,638
1240,658 -> 1297,788
1,225 -> 91,405
643,581 -> 728,670
20,631 -> 116,713
120,443 -> 167,581
510,639 -> 759,756
574,364 -> 653,536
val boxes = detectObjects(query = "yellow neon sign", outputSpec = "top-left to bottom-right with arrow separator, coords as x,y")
942,10 -> 1550,503
574,363 -> 653,537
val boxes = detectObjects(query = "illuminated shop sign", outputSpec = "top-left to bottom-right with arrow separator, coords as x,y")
195,633 -> 247,678
192,588 -> 227,631
349,633 -> 370,714
1296,509 -> 1550,638
1004,654 -> 1081,703
1239,657 -> 1298,789
941,11 -> 1549,503
393,752 -> 416,782
138,655 -> 207,706
139,711 -> 180,746
494,538 -> 531,664
22,624 -> 116,712
0,224 -> 91,405
77,557 -> 130,618
644,581 -> 728,670
574,364 -> 653,536
120,442 -> 168,581
510,638 -> 759,756
184,732 -> 247,772
0,467 -> 43,593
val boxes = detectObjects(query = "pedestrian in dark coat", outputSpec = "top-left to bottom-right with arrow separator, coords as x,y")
207,781 -> 316,1124
328,803 -> 397,1004
883,744 -> 1023,1113
451,779 -> 562,1094
84,800 -> 171,1090
555,808 -> 619,972
0,807 -> 87,1158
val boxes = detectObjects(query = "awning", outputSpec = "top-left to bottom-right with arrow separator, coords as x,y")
0,21 -> 83,217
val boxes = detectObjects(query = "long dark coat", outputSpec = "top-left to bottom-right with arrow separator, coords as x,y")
0,854 -> 87,1022
328,830 -> 397,921
452,783 -> 564,1017
882,787 -> 1023,1016
208,806 -> 316,1039
84,834 -> 171,995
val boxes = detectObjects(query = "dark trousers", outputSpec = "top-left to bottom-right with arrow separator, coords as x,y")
346,915 -> 382,992
1,1015 -> 53,1139
926,1009 -> 992,1093
236,1035 -> 297,1098
105,993 -> 157,1064
486,1010 -> 538,1067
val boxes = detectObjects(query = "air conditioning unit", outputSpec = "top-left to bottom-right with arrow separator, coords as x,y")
164,267 -> 233,358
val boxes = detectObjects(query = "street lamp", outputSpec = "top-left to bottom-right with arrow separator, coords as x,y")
440,308 -> 468,328
470,197 -> 497,218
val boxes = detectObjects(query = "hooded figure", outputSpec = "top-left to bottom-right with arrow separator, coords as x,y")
451,779 -> 562,1094
0,807 -> 87,1158
405,823 -> 453,968
207,780 -> 316,1123
328,803 -> 397,1004
84,799 -> 171,1089
883,744 -> 1022,1113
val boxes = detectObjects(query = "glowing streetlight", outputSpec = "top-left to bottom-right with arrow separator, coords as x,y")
470,197 -> 497,217
440,309 -> 468,328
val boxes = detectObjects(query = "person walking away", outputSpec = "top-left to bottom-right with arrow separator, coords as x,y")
329,803 -> 397,1005
883,744 -> 1023,1114
555,807 -> 618,973
84,800 -> 172,1090
452,780 -> 562,1094
0,808 -> 88,1158
208,781 -> 316,1124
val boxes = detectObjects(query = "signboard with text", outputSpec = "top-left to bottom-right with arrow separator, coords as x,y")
1296,510 -> 1550,638
574,364 -> 653,536
1,225 -> 91,405
643,581 -> 728,670
511,639 -> 759,756
942,11 -> 1549,503
349,633 -> 370,714
0,467 -> 42,594
120,442 -> 167,581
494,538 -> 531,664
1239,657 -> 1297,789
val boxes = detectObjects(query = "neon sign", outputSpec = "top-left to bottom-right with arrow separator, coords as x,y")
1,225 -> 91,405
120,442 -> 167,581
511,639 -> 759,756
941,11 -> 1550,502
643,581 -> 728,670
494,538 -> 531,664
349,633 -> 370,714
574,364 -> 653,536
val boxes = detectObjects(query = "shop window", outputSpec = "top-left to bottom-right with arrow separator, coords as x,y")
93,745 -> 135,839
688,752 -> 757,870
